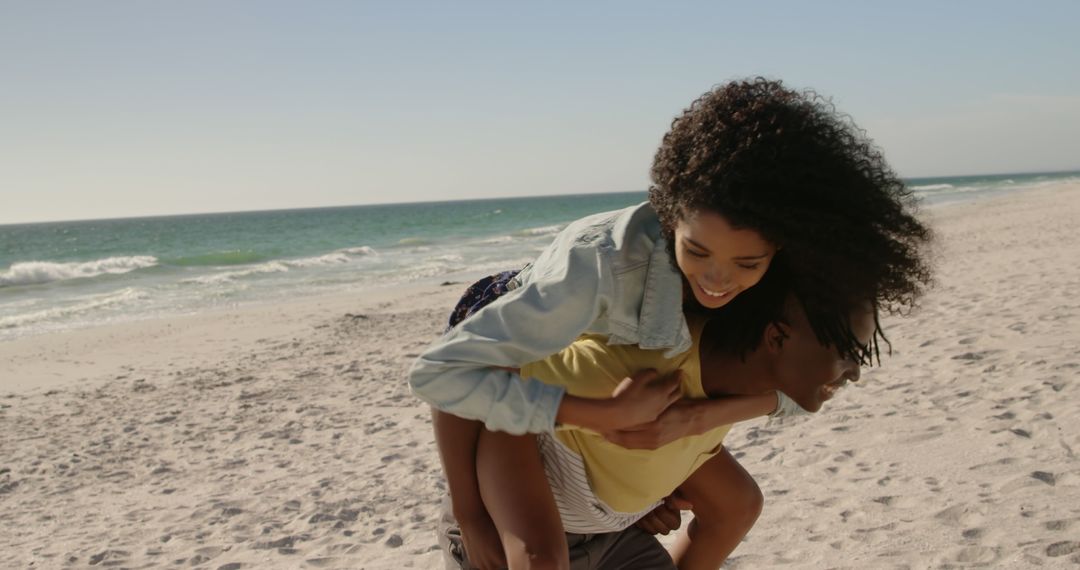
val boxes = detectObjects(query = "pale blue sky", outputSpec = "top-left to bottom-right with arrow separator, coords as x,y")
2,1 -> 1078,224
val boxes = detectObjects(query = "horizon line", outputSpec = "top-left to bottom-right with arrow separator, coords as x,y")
5,167 -> 1079,227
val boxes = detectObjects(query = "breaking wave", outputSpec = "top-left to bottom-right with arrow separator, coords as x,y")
0,256 -> 159,287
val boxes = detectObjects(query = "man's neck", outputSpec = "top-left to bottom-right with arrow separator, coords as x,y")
700,347 -> 777,398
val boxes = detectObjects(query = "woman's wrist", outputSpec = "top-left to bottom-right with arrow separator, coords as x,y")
556,395 -> 616,431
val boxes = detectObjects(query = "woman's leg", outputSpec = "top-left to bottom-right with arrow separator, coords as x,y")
433,410 -> 508,570
477,429 -> 569,570
667,448 -> 764,570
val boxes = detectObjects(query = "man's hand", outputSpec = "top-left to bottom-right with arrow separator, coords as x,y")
635,492 -> 693,535
458,512 -> 506,570
602,399 -> 701,449
605,369 -> 683,430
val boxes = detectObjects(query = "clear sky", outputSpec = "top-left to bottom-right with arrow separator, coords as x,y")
2,1 -> 1079,224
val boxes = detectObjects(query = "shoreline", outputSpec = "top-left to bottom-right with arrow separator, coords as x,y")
2,178 -> 1075,347
0,276 -> 474,395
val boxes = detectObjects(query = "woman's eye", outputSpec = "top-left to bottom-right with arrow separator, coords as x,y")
737,263 -> 761,270
685,248 -> 708,258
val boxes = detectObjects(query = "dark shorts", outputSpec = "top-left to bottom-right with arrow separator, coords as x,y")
446,269 -> 521,332
438,498 -> 675,570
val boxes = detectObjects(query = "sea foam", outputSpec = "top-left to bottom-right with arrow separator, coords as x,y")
182,262 -> 290,285
0,256 -> 159,287
167,251 -> 268,267
0,287 -> 148,329
910,183 -> 955,192
337,246 -> 378,256
286,253 -> 351,267
180,252 -> 357,286
515,224 -> 563,237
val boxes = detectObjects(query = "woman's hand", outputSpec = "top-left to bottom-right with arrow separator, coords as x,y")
555,369 -> 681,433
457,511 -> 507,570
606,368 -> 683,428
601,399 -> 703,449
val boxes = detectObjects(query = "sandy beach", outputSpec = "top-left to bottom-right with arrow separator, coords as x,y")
3,183 -> 1079,569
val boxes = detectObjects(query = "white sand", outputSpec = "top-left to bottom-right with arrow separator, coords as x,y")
2,184 -> 1079,569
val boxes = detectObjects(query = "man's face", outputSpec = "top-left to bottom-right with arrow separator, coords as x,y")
772,301 -> 875,413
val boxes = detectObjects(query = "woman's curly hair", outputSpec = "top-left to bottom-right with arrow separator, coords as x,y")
650,78 -> 933,352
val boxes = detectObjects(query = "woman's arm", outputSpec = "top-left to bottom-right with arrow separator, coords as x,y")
410,234 -> 616,435
603,392 -> 777,449
557,368 -> 683,431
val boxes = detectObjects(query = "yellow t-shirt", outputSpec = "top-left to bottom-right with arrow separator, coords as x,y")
521,316 -> 732,513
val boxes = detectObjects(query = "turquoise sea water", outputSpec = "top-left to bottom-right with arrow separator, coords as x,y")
2,171 -> 1077,340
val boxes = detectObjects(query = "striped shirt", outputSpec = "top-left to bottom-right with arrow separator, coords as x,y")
537,432 -> 659,533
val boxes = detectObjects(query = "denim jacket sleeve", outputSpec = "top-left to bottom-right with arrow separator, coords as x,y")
408,230 -> 617,435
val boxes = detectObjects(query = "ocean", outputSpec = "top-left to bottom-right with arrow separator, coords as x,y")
2,170 -> 1078,340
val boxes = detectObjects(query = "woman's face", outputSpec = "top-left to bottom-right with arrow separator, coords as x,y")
673,210 -> 777,309
772,302 -> 876,413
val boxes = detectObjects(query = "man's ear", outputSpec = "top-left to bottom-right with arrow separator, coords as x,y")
764,320 -> 790,354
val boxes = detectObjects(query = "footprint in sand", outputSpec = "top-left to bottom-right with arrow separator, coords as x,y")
832,450 -> 856,463
951,350 -> 1002,363
1046,541 -> 1080,557
945,545 -> 1002,565
87,549 -> 131,566
935,504 -> 987,528
790,449 -> 832,468
1031,471 -> 1056,486
962,527 -> 985,539
1044,519 -> 1076,531
899,425 -> 946,444
999,472 -> 1054,494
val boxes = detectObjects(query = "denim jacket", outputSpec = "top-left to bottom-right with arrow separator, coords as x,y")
408,202 -> 693,434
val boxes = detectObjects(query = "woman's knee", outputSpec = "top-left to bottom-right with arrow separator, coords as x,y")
725,475 -> 763,529
741,479 -> 764,526
695,476 -> 764,532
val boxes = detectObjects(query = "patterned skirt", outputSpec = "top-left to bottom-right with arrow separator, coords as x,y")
445,269 -> 521,332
